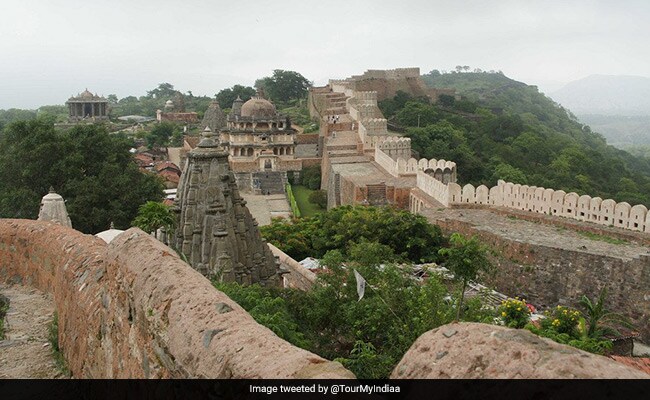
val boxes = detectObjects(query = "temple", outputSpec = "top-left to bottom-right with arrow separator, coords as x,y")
221,94 -> 296,169
66,89 -> 109,122
173,126 -> 283,286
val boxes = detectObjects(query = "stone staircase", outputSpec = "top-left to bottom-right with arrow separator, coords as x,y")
325,92 -> 349,115
252,171 -> 287,195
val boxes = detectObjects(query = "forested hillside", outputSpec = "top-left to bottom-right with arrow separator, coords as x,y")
379,71 -> 650,207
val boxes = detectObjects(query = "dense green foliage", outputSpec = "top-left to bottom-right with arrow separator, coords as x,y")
307,189 -> 328,210
291,185 -> 325,217
216,243 -> 461,378
299,164 -> 321,190
132,201 -> 175,235
110,83 -> 213,118
0,119 -> 164,233
260,205 -> 444,262
255,70 -> 311,103
380,71 -> 650,207
215,84 -> 256,109
438,233 -> 493,320
144,122 -> 182,149
579,288 -> 633,339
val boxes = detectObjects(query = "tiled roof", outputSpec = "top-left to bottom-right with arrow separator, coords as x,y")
154,161 -> 181,173
159,170 -> 180,184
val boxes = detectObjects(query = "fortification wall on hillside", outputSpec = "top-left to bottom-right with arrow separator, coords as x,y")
431,216 -> 650,343
374,146 -> 457,183
450,180 -> 650,233
413,175 -> 650,233
0,220 -> 354,379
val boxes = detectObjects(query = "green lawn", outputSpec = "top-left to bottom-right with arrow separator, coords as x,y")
291,185 -> 324,217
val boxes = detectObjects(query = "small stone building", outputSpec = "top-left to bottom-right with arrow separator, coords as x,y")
66,89 -> 109,122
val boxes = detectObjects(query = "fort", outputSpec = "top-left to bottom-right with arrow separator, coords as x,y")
1,67 -> 649,378
308,67 -> 650,343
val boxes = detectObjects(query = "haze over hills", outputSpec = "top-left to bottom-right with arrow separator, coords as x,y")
549,75 -> 650,116
419,70 -> 650,207
548,75 -> 650,147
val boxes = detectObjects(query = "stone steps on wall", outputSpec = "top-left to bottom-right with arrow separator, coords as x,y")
252,171 -> 287,195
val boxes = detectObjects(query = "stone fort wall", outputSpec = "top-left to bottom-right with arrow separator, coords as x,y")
0,219 -> 353,378
430,216 -> 650,343
375,144 -> 457,181
413,178 -> 650,233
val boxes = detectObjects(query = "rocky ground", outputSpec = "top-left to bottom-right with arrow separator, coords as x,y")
0,283 -> 65,378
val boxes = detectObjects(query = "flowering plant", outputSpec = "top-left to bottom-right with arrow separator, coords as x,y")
498,297 -> 531,328
542,305 -> 582,336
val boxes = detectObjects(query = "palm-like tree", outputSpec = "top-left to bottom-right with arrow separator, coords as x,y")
579,288 -> 633,339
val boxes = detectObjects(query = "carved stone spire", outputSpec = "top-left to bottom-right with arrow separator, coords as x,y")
38,188 -> 72,228
173,126 -> 283,286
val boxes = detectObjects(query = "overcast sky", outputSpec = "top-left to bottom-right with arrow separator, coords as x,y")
1,0 -> 649,109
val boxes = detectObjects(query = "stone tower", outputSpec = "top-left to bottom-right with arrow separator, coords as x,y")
200,100 -> 226,132
231,96 -> 244,117
37,187 -> 72,228
174,127 -> 282,286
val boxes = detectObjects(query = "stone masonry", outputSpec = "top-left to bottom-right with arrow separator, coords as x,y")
0,220 -> 354,378
174,127 -> 282,286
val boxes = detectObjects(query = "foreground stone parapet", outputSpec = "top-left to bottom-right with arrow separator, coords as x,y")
391,322 -> 649,379
0,220 -> 354,379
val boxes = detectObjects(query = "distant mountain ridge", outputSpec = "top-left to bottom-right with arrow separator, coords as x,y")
549,75 -> 650,116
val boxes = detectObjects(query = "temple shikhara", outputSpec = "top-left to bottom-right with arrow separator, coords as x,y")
66,89 -> 109,122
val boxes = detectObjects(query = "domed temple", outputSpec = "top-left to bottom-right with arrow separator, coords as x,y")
66,89 -> 109,122
219,92 -> 301,194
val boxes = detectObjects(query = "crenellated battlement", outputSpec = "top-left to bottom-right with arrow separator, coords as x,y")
414,177 -> 650,233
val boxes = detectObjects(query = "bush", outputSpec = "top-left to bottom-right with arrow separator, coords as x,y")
543,305 -> 581,336
499,297 -> 531,328
301,165 -> 321,190
307,190 -> 327,209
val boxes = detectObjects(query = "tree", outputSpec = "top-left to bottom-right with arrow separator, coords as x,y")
146,83 -> 176,99
438,233 -> 493,320
215,85 -> 256,109
255,70 -> 311,103
145,122 -> 178,149
260,205 -> 444,263
438,94 -> 455,108
132,201 -> 175,235
0,119 -> 164,233
308,190 -> 327,209
300,165 -> 321,189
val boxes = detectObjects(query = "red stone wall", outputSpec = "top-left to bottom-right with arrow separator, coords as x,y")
0,220 -> 353,379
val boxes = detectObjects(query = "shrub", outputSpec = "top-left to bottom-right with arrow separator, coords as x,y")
499,297 -> 531,328
543,305 -> 581,336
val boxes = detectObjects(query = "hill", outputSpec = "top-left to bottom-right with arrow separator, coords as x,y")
390,71 -> 650,207
549,75 -> 650,116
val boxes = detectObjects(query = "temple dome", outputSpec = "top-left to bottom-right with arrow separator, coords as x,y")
95,223 -> 124,244
79,89 -> 95,100
240,96 -> 276,118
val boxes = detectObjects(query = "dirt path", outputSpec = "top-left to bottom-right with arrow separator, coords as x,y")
0,283 -> 65,378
